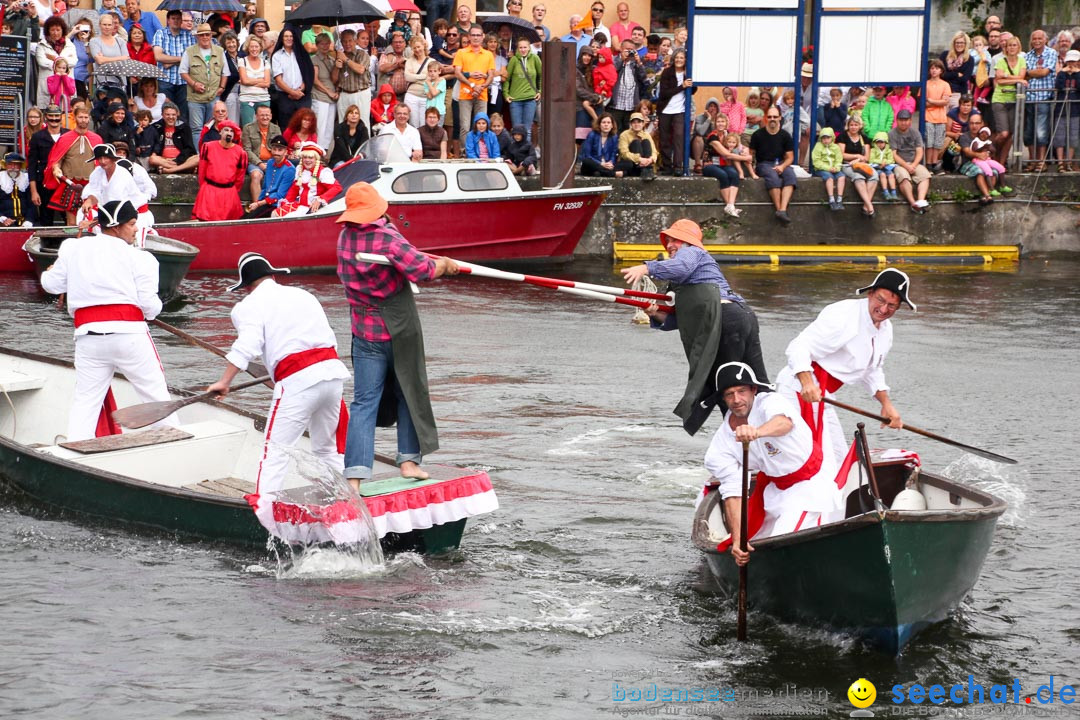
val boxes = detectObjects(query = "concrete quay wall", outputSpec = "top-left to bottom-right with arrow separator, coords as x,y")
148,172 -> 1080,256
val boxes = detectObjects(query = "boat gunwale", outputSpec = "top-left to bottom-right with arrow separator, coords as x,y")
691,470 -> 1007,557
22,234 -> 200,260
0,346 -> 399,510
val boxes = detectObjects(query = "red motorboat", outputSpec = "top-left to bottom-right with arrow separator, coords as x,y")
0,148 -> 608,273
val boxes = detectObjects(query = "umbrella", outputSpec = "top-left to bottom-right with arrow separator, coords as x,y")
480,14 -> 541,44
91,58 -> 168,80
286,0 -> 387,27
156,0 -> 244,12
388,0 -> 419,11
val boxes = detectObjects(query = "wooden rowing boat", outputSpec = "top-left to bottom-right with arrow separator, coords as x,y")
22,230 -> 199,302
0,347 -> 498,554
691,455 -> 1006,653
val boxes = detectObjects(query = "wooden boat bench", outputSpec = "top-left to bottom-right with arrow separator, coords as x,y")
0,369 -> 47,393
37,420 -> 249,487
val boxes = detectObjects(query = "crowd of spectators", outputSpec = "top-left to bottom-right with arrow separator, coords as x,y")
4,1 -> 1080,227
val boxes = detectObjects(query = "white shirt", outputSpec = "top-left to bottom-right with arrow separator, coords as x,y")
379,122 -> 422,157
84,165 -> 148,210
704,392 -> 841,516
663,71 -> 686,114
780,297 -> 892,396
40,233 -> 161,336
272,48 -> 303,89
129,162 -> 158,200
225,278 -> 349,393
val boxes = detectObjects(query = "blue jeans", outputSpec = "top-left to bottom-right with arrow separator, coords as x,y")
1023,98 -> 1052,148
188,100 -> 216,149
344,336 -> 422,480
510,99 -> 537,142
159,81 -> 189,125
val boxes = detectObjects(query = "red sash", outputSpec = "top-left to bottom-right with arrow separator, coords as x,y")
74,304 -> 144,328
272,347 -> 350,454
137,204 -> 149,213
716,365 -> 845,552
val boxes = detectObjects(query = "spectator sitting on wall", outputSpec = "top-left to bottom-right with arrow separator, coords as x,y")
330,105 -> 370,167
98,101 -> 135,149
580,113 -> 621,177
691,97 -> 720,174
616,111 -> 657,180
504,125 -> 537,175
749,106 -> 796,224
379,104 -> 425,161
148,101 -> 199,174
464,111 -> 500,160
888,109 -> 932,213
199,101 -> 231,147
957,113 -> 1012,204
243,135 -> 294,219
489,113 -> 512,157
242,105 -> 282,202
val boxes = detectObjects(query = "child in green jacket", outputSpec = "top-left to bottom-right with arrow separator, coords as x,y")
811,127 -> 846,210
869,132 -> 898,200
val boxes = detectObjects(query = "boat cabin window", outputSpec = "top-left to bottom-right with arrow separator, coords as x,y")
456,168 -> 509,192
391,170 -> 448,194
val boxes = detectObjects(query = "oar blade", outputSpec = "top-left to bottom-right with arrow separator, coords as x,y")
112,399 -> 186,429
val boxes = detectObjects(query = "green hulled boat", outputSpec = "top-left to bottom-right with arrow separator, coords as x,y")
22,230 -> 198,302
0,348 -> 498,554
692,457 -> 1006,653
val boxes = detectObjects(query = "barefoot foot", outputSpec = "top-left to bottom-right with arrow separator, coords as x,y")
399,461 -> 429,481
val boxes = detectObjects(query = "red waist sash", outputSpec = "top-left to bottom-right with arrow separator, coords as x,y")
272,346 -> 339,383
137,204 -> 149,213
271,346 -> 349,454
73,303 -> 144,328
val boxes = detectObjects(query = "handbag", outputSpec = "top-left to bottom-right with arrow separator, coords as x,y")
851,161 -> 874,177
974,58 -> 989,89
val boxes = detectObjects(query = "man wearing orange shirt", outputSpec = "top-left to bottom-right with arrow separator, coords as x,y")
452,24 -> 495,147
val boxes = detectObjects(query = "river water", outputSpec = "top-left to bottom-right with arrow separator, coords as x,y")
1,257 -> 1077,720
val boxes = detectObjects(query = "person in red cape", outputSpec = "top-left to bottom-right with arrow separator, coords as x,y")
271,141 -> 341,217
704,362 -> 844,566
775,267 -> 915,466
192,119 -> 247,221
43,105 -> 102,225
207,253 -> 350,531
40,199 -> 177,441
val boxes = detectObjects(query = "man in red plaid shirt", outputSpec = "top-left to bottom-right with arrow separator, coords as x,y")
336,182 -> 460,489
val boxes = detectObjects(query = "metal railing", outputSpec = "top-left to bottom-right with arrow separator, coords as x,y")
1011,88 -> 1078,173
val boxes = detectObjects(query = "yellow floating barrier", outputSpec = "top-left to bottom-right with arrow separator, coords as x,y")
612,243 -> 1021,266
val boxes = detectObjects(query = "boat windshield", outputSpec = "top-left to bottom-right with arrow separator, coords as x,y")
358,134 -> 412,164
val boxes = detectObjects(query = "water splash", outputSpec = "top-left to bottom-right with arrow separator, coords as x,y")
261,445 -> 387,579
941,454 -> 1026,527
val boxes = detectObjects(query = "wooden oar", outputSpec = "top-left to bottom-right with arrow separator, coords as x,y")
112,375 -> 272,429
824,398 -> 1017,465
737,440 -> 749,642
353,251 -> 674,302
151,318 -> 272,386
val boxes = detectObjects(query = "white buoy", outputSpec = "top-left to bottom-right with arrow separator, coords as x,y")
890,488 -> 928,511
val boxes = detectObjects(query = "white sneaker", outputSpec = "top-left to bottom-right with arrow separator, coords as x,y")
723,204 -> 739,217
914,199 -> 929,208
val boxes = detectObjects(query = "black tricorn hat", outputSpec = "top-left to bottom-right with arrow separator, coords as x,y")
99,199 -> 139,228
89,143 -> 120,163
856,268 -> 916,311
714,362 -> 775,395
227,252 -> 291,292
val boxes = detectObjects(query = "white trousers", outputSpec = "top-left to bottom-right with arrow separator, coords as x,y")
405,93 -> 427,128
69,331 -> 177,441
255,378 -> 345,500
755,508 -> 839,540
337,88 -> 372,126
312,99 -> 336,154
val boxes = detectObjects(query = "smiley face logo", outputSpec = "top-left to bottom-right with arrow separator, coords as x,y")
848,678 -> 876,709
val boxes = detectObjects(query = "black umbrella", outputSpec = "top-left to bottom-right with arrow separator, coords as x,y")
156,0 -> 244,11
480,14 -> 541,44
285,0 -> 386,27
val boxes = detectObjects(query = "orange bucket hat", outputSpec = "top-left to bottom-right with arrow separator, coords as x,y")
336,182 -> 389,225
659,218 -> 704,251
